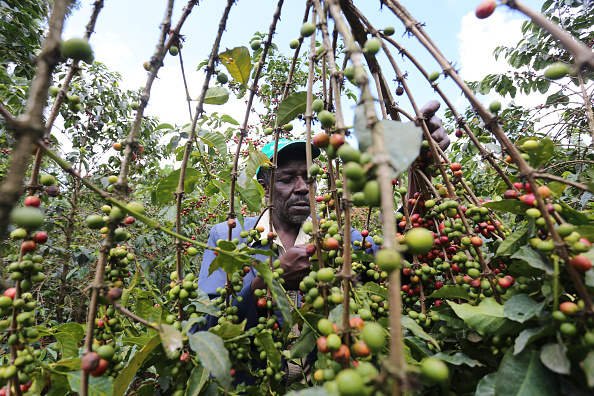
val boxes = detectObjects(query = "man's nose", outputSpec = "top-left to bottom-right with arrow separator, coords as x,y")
294,176 -> 309,194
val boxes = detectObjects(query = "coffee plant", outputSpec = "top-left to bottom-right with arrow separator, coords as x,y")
1,0 -> 593,395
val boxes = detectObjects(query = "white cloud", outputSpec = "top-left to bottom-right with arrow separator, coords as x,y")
458,10 -> 525,82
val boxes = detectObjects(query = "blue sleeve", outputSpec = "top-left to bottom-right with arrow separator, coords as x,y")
350,227 -> 381,255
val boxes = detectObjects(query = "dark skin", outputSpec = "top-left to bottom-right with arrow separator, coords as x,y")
250,101 -> 450,304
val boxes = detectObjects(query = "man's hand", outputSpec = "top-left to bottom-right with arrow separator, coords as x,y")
251,244 -> 311,306
420,100 -> 450,152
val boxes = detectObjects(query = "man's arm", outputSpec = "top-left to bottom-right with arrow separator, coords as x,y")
407,100 -> 450,212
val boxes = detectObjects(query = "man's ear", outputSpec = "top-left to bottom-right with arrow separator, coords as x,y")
258,179 -> 269,198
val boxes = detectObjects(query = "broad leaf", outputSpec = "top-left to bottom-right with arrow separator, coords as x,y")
253,263 -> 293,327
583,351 -> 594,388
219,47 -> 252,87
56,323 -> 84,343
289,327 -> 316,359
55,332 -> 78,359
158,324 -> 183,358
276,91 -> 307,126
383,119 -> 423,177
204,86 -> 229,105
113,335 -> 161,396
360,282 -> 389,300
504,294 -> 546,323
558,201 -> 590,225
496,228 -> 529,257
186,365 -> 210,396
353,104 -> 373,152
514,326 -> 555,355
401,316 -> 439,349
238,178 -> 264,212
67,370 -> 113,396
426,285 -> 470,300
484,199 -> 530,215
199,131 -> 228,156
432,350 -> 483,367
528,138 -> 554,168
285,387 -> 328,396
155,168 -> 203,205
238,149 -> 270,189
448,298 -> 521,335
511,246 -> 553,274
211,320 -> 246,339
49,358 -> 81,370
495,348 -> 557,396
575,225 -> 594,243
475,373 -> 497,396
257,331 -> 282,366
188,331 -> 231,391
540,342 -> 570,375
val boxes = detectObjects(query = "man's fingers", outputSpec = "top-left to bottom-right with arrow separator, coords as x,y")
425,115 -> 443,132
420,100 -> 440,119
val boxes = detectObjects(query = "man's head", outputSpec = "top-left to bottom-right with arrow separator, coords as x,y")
257,140 -> 320,225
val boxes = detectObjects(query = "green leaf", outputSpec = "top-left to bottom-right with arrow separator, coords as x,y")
238,150 -> 270,189
285,387 -> 328,396
67,370 -> 113,396
55,332 -> 78,359
528,138 -> 554,168
122,271 -> 140,307
253,263 -> 293,327
158,324 -> 183,358
238,178 -> 264,212
432,350 -> 484,367
540,342 -> 570,375
558,201 -> 590,225
496,228 -> 530,257
504,294 -> 546,323
204,87 -> 229,105
49,357 -> 81,370
186,365 -> 210,396
383,120 -> 423,178
198,131 -> 228,156
495,348 -> 557,396
360,282 -> 389,300
257,331 -> 282,366
484,200 -> 530,215
211,320 -> 246,339
511,246 -> 553,274
56,323 -> 84,343
575,225 -> 594,243
514,326 -> 555,355
353,105 -> 373,153
582,351 -> 594,388
220,114 -> 239,125
155,168 -> 203,205
404,336 -> 431,359
134,298 -> 154,321
154,123 -> 174,131
289,326 -> 316,359
426,285 -> 470,300
475,373 -> 497,396
448,298 -> 522,335
47,373 -> 70,396
188,331 -> 232,391
113,335 -> 161,396
271,277 -> 293,329
276,91 -> 307,126
401,316 -> 439,349
219,47 -> 252,87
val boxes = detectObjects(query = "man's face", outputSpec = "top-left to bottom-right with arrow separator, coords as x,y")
270,157 -> 310,225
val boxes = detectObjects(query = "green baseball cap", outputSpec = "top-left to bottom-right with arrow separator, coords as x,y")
257,139 -> 321,175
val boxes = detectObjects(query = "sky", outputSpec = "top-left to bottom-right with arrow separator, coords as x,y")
60,0 -> 546,144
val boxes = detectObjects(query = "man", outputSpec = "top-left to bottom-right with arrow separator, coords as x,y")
197,100 -> 449,330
